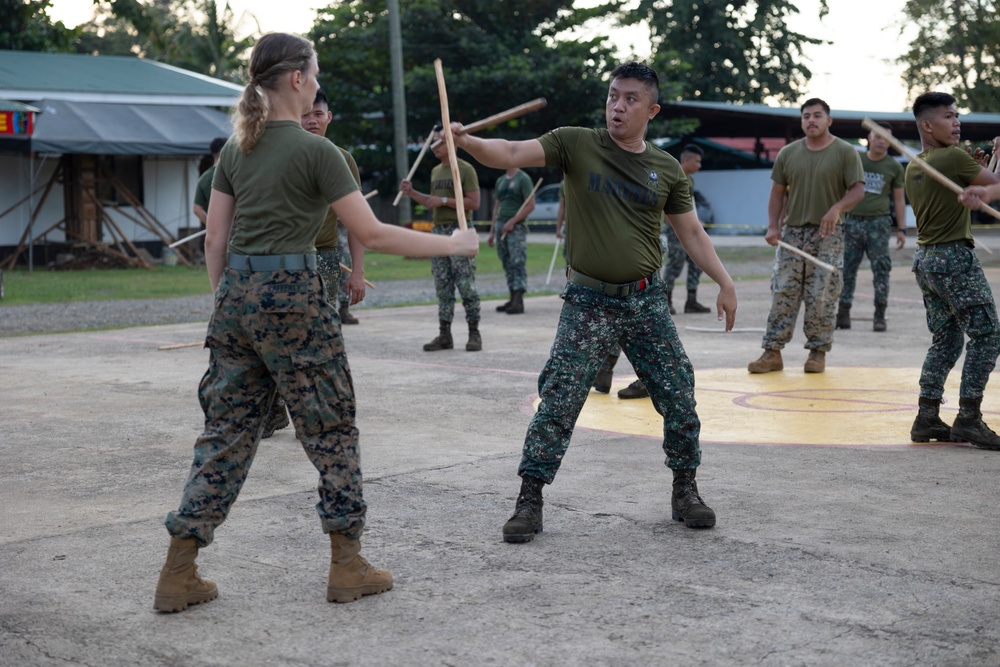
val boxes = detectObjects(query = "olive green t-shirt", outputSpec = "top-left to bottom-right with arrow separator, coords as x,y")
771,138 -> 864,227
494,169 -> 534,221
539,127 -> 692,283
851,152 -> 904,217
905,146 -> 981,246
194,165 -> 215,211
430,159 -> 479,226
213,121 -> 358,255
314,146 -> 362,251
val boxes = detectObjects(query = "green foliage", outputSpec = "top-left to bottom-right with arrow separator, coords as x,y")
0,0 -> 79,52
77,0 -> 255,82
627,0 -> 829,104
898,0 -> 1000,111
309,0 -> 621,193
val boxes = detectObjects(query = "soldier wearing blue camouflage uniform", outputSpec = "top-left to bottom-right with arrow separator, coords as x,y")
748,98 -> 864,375
836,122 -> 907,333
907,92 -> 1000,450
400,132 -> 483,352
490,167 -> 535,314
454,62 -> 737,541
663,144 -> 710,316
153,33 -> 479,613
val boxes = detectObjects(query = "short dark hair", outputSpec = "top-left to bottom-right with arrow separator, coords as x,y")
209,137 -> 227,155
610,62 -> 660,104
800,98 -> 830,115
913,92 -> 956,120
875,121 -> 892,131
680,143 -> 704,158
314,90 -> 329,107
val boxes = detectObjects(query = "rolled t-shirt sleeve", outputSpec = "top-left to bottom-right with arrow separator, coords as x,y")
317,142 -> 360,204
843,147 -> 864,188
770,148 -> 789,187
212,146 -> 235,197
663,171 -> 694,216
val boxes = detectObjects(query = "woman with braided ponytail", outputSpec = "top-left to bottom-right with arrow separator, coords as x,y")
153,33 -> 478,611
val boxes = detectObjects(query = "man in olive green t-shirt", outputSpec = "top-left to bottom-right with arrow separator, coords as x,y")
836,123 -> 907,333
907,91 -> 1000,450
453,62 -> 737,541
399,132 -> 482,352
748,98 -> 864,375
193,137 -> 228,228
490,167 -> 535,314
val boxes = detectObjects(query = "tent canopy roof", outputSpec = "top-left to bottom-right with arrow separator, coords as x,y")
0,99 -> 232,155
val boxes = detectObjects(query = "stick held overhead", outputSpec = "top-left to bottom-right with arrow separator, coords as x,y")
433,59 -> 467,231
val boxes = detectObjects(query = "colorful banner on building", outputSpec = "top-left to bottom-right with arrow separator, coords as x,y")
0,111 -> 34,137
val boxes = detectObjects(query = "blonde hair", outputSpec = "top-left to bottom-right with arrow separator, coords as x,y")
233,33 -> 314,155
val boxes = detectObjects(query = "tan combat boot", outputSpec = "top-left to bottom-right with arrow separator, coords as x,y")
153,536 -> 218,612
804,350 -> 826,373
747,349 -> 783,374
327,534 -> 393,603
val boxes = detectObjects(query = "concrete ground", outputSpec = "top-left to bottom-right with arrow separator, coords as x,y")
2,239 -> 999,666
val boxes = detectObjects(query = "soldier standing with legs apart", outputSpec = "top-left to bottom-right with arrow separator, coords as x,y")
399,132 -> 483,351
453,62 -> 737,541
489,167 -> 535,314
836,122 -> 907,332
153,33 -> 479,612
906,92 -> 1000,448
748,98 -> 864,375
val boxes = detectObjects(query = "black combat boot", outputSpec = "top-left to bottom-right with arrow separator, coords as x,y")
951,397 -> 1000,450
836,303 -> 851,329
502,475 -> 544,543
496,290 -> 513,312
466,320 -> 482,351
506,290 -> 525,315
261,397 -> 290,439
666,291 -> 676,315
423,320 -> 453,351
617,379 -> 648,399
339,303 -> 359,325
910,396 -> 952,442
684,289 -> 711,313
593,352 -> 619,393
671,469 -> 716,528
873,302 -> 887,332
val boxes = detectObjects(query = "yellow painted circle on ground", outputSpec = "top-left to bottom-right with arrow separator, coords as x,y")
547,367 -> 970,447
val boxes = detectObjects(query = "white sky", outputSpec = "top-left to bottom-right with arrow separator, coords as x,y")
49,0 -> 913,112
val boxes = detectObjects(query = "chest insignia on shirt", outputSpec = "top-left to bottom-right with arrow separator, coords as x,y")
646,170 -> 659,189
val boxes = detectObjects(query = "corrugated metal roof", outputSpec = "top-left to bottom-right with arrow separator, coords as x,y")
0,50 -> 243,106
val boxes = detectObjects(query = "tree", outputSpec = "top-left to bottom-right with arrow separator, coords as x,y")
897,0 -> 1000,111
77,0 -> 256,82
625,0 -> 829,104
308,0 -> 622,192
0,0 -> 79,52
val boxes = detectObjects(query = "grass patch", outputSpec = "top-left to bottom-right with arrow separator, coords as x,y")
0,243 -> 561,306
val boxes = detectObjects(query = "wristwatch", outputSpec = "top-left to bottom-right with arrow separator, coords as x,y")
441,197 -> 449,205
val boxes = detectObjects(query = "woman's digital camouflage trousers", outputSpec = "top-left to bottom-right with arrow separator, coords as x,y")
165,266 -> 365,546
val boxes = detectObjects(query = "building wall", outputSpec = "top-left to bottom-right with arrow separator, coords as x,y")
0,154 -> 201,259
693,169 -> 772,235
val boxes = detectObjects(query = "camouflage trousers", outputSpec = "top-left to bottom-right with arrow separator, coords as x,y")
762,225 -> 843,352
337,226 -> 352,307
663,225 -> 702,294
164,265 -> 365,546
431,224 -> 480,323
494,219 -> 528,292
913,244 -> 1000,400
841,214 -> 893,307
316,248 -> 342,307
520,280 -> 701,483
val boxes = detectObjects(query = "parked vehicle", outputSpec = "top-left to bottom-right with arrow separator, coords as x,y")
525,183 -> 562,221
